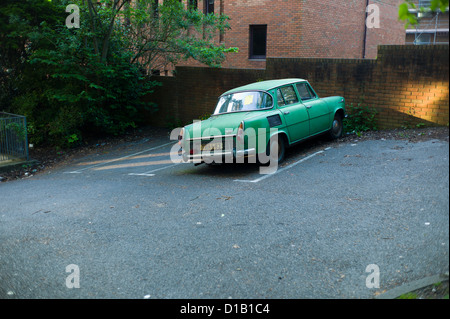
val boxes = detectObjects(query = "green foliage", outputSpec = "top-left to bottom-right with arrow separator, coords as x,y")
0,0 -> 63,111
165,116 -> 184,131
344,103 -> 379,134
198,112 -> 212,121
397,292 -> 418,299
416,122 -> 426,128
399,0 -> 449,28
120,0 -> 237,69
4,122 -> 27,141
1,0 -> 235,147
13,9 -> 158,146
67,133 -> 79,145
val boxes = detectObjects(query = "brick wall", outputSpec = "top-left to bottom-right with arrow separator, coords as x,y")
297,0 -> 367,59
145,66 -> 265,126
179,0 -> 405,69
365,0 -> 406,58
145,45 -> 449,129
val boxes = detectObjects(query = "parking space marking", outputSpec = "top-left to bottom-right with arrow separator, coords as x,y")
64,142 -> 175,174
127,173 -> 156,177
234,148 -> 330,183
93,159 -> 174,171
128,163 -> 181,177
76,152 -> 172,166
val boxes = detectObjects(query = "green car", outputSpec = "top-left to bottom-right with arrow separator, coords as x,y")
178,78 -> 346,165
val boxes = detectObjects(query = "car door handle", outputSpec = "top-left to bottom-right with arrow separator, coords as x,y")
283,111 -> 290,115
306,105 -> 312,109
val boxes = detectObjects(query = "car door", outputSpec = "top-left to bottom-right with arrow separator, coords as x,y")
295,82 -> 330,135
276,85 -> 309,143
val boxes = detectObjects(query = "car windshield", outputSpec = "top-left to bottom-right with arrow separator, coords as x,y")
213,91 -> 273,115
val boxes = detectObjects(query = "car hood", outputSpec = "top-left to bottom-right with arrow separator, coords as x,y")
184,111 -> 261,139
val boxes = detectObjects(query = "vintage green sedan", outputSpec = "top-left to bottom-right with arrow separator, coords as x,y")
178,78 -> 346,165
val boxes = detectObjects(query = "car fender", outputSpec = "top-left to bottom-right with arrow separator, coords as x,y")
322,96 -> 346,127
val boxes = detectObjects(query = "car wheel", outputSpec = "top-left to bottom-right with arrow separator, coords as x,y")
266,135 -> 286,164
329,113 -> 343,139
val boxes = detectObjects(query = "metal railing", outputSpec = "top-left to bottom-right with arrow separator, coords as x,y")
408,0 -> 433,8
405,0 -> 450,45
418,0 -> 432,7
0,112 -> 29,163
406,41 -> 449,44
415,11 -> 448,44
408,0 -> 449,10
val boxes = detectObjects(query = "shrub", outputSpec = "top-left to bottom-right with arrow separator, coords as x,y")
344,102 -> 379,134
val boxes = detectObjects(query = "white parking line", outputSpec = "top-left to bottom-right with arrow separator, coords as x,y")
127,173 -> 156,177
64,142 -> 175,174
128,163 -> 181,176
234,148 -> 330,183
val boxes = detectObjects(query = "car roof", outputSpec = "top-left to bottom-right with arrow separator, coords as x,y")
221,78 -> 306,95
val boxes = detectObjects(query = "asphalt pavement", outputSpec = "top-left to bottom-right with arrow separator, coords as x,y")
0,132 -> 448,299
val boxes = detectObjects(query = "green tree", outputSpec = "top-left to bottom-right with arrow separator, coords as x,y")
399,0 -> 449,27
0,0 -> 63,110
120,0 -> 236,69
1,0 -> 236,147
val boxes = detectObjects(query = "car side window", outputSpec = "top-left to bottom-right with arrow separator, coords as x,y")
257,92 -> 273,109
277,89 -> 285,106
277,85 -> 299,106
296,83 -> 317,101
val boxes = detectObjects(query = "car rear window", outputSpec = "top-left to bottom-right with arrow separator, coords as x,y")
296,83 -> 316,101
277,86 -> 299,106
214,91 -> 273,114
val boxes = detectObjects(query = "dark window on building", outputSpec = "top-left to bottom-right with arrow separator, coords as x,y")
249,25 -> 267,60
189,0 -> 198,11
204,0 -> 214,14
416,33 -> 432,45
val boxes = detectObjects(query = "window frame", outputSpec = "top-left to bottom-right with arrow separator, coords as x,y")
204,0 -> 214,14
249,24 -> 267,60
276,85 -> 300,107
295,82 -> 318,102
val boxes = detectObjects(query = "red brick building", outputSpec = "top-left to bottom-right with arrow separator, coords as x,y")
181,0 -> 406,69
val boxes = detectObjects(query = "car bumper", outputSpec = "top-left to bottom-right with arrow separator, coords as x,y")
182,148 -> 257,163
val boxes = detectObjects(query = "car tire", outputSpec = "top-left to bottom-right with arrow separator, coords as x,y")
266,135 -> 286,164
329,113 -> 343,139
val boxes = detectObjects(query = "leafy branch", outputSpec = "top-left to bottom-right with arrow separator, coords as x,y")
399,0 -> 449,28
